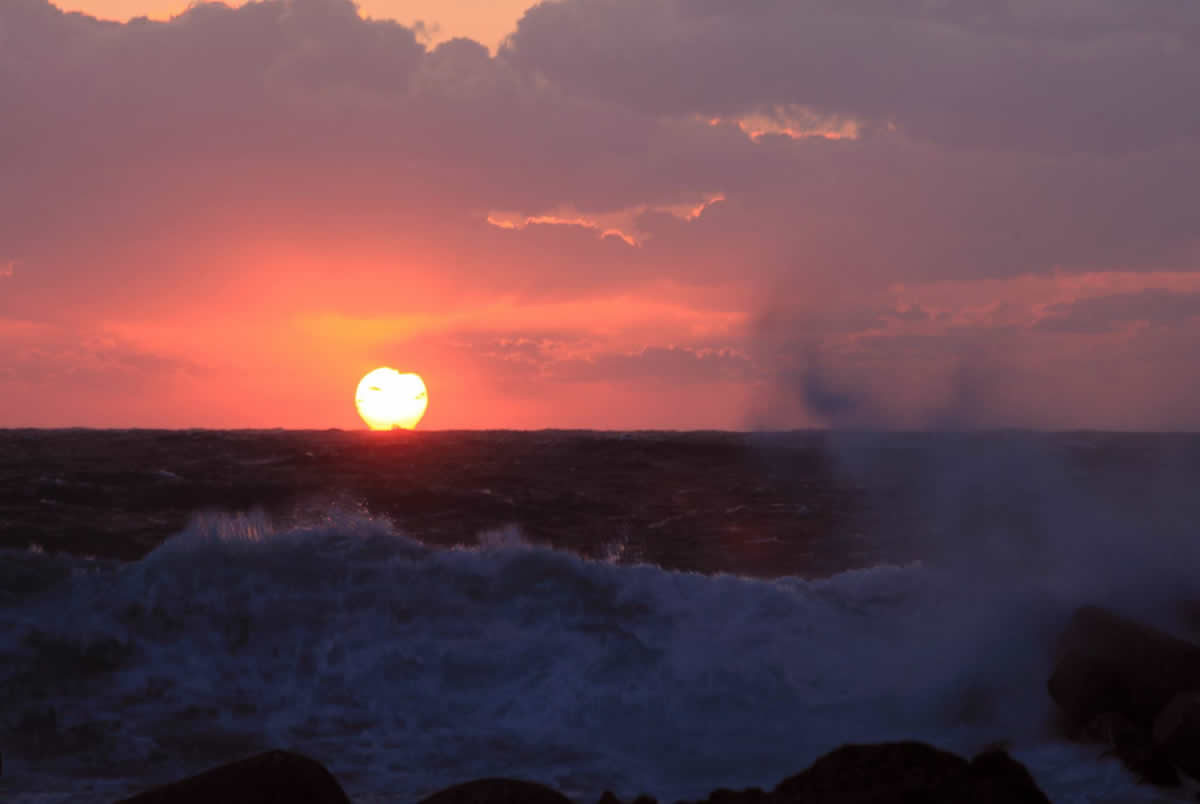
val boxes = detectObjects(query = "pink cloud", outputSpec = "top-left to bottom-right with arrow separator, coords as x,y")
3,0 -> 1200,428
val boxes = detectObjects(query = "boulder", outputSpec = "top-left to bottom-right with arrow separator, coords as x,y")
700,788 -> 764,804
773,742 -> 968,802
1086,711 -> 1179,786
771,741 -> 1050,803
114,750 -> 351,804
1048,606 -> 1200,730
596,793 -> 659,804
1154,691 -> 1200,780
418,778 -> 572,804
677,787 -> 765,804
969,749 -> 1056,798
432,744 -> 1049,804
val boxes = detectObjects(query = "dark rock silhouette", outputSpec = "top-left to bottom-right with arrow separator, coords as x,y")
111,742 -> 1050,804
593,743 -> 1049,804
114,750 -> 351,803
689,788 -> 764,804
1047,605 -> 1200,785
1048,606 -> 1200,729
417,778 -> 572,804
597,793 -> 658,804
1154,691 -> 1200,780
774,741 -> 968,800
969,748 -> 1055,799
771,741 -> 1050,803
1084,711 -> 1179,786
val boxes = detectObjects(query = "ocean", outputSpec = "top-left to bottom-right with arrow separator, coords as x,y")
2,429 -> 1200,803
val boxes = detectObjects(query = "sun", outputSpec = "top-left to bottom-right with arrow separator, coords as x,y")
355,368 -> 428,430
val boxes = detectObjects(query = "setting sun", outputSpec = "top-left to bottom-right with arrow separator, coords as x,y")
355,368 -> 428,430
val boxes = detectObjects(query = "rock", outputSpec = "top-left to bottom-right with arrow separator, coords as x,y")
114,750 -> 351,803
595,794 -> 661,804
694,788 -> 765,804
969,748 -> 1053,795
774,741 -> 968,801
705,788 -> 763,804
15,706 -> 58,756
771,741 -> 1050,803
1045,606 -> 1200,786
1087,711 -> 1179,786
417,778 -> 572,804
1048,606 -> 1200,730
1154,691 -> 1200,780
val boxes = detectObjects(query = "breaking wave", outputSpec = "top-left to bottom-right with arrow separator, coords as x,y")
0,508 -> 1192,803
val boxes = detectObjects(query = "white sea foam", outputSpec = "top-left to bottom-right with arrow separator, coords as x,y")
0,508 -> 1194,803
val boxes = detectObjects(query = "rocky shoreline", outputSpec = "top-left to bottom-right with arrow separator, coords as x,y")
114,742 -> 1053,804
7,430 -> 1200,801
95,604 -> 1200,803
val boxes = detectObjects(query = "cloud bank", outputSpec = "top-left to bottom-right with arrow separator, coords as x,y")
2,0 -> 1200,428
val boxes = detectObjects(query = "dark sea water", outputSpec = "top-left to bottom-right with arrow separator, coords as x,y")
3,430 -> 1200,803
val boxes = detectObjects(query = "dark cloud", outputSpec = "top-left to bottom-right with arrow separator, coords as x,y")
504,0 -> 1200,153
4,0 -> 1200,427
3,0 -> 1200,327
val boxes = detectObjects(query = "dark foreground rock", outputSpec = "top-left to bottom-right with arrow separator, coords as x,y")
114,750 -> 351,803
1047,605 -> 1200,785
1155,691 -> 1200,780
1081,710 -> 1179,786
114,742 -> 1049,804
598,742 -> 1048,804
1048,606 -> 1200,730
770,742 -> 1050,804
418,778 -> 573,804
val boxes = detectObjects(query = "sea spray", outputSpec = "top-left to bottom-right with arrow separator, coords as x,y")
1,508 -> 1187,803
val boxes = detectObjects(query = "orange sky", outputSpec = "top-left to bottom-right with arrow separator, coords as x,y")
4,0 -> 1200,430
54,0 -> 528,48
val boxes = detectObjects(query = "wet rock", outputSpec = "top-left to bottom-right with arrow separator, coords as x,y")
418,778 -> 572,804
1154,691 -> 1200,780
1045,606 -> 1200,785
706,788 -> 763,804
596,793 -> 657,804
1086,711 -> 1179,786
1048,606 -> 1200,731
774,742 -> 967,801
686,787 -> 765,804
969,748 -> 1051,794
14,705 -> 60,757
772,741 -> 1050,803
114,749 -> 351,803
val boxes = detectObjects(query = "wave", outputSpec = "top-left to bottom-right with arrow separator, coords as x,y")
0,508 -> 1192,803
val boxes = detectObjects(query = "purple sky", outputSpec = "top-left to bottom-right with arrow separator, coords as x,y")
3,0 -> 1200,429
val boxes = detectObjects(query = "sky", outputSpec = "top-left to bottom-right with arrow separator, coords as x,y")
2,0 -> 1200,430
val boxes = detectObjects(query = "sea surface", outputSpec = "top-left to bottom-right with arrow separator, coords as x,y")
3,429 -> 1200,803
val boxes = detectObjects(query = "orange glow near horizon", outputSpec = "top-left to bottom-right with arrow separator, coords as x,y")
355,368 -> 429,430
